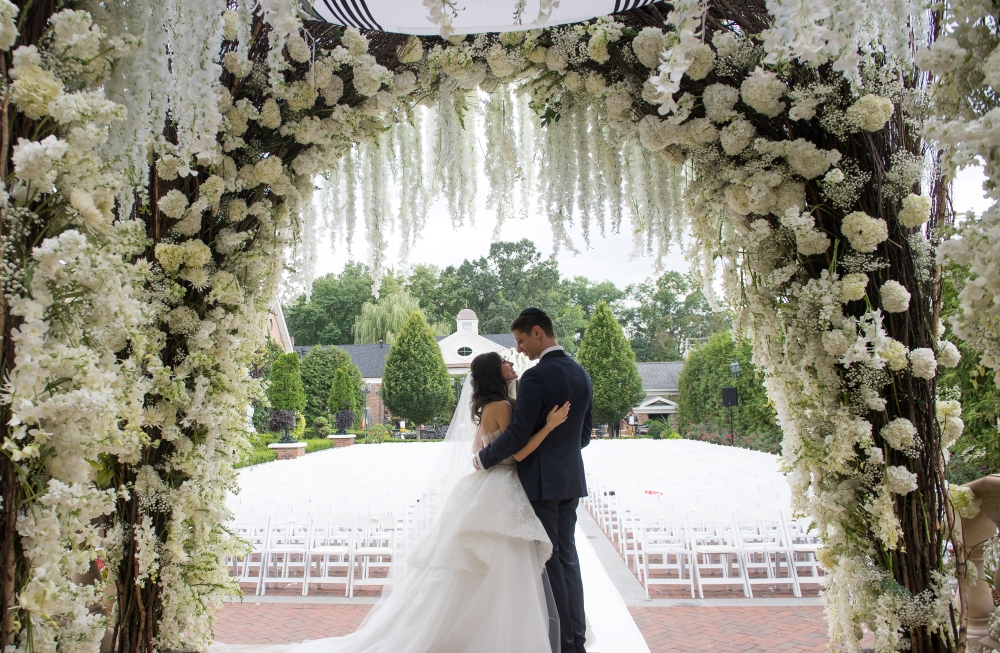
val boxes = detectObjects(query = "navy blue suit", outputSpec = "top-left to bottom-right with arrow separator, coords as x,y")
478,349 -> 592,653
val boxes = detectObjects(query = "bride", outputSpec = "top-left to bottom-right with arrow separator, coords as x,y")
223,352 -> 570,653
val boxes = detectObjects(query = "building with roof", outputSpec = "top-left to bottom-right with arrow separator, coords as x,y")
633,361 -> 684,428
295,310 -> 516,425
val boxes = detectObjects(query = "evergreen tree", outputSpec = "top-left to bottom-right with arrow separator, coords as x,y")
577,301 -> 645,424
267,353 -> 307,413
300,345 -> 352,420
328,366 -> 359,413
676,331 -> 778,446
382,312 -> 455,425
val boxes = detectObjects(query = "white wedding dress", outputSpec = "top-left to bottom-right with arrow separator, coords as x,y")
216,427 -> 556,653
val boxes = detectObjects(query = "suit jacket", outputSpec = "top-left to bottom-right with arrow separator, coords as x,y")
478,349 -> 592,501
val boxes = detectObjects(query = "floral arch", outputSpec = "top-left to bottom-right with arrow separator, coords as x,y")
0,1 -> 996,653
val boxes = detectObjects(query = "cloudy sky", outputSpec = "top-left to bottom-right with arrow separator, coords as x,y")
308,165 -> 992,291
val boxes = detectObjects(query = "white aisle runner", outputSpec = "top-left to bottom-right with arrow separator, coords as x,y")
578,523 -> 650,653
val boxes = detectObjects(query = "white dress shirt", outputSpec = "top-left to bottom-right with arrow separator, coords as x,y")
473,344 -> 564,470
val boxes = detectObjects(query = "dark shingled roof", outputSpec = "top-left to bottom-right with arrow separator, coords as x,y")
294,332 -> 516,378
637,362 -> 684,393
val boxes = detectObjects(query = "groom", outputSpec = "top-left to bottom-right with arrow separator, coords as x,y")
474,307 -> 592,653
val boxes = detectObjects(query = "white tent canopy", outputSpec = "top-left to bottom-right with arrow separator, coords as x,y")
308,0 -> 656,34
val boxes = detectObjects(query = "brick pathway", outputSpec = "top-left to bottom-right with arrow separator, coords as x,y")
214,602 -> 870,652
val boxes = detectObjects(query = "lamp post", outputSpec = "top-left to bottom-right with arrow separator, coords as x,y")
362,383 -> 370,430
722,360 -> 741,446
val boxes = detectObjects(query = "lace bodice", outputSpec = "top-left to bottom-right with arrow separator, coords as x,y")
481,429 -> 516,466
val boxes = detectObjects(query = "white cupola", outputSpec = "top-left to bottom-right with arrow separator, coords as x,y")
456,308 -> 479,335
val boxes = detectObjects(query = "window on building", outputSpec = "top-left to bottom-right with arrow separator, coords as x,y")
457,346 -> 473,357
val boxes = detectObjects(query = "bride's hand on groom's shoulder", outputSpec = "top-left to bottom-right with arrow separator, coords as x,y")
546,402 -> 571,428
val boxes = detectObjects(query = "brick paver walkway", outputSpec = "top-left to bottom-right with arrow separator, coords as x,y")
214,602 -> 866,652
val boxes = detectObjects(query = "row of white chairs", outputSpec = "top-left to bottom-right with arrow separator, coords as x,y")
228,512 -> 401,597
584,481 -> 824,599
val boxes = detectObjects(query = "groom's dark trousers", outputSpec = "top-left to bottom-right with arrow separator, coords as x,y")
477,349 -> 593,653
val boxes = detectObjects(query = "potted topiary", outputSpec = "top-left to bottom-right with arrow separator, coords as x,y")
267,409 -> 307,459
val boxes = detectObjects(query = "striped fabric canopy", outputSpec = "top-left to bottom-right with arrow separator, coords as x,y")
307,0 -> 657,34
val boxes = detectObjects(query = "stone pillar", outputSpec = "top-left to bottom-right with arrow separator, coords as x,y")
961,475 -> 1000,649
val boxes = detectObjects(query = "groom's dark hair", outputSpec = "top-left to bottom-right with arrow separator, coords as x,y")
510,307 -> 554,338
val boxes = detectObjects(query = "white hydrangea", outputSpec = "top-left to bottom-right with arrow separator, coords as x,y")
841,211 -> 888,252
222,10 -> 240,40
898,194 -> 932,228
632,27 -> 666,69
322,76 -> 345,104
486,44 -> 522,78
585,73 -> 607,96
157,190 -> 189,219
703,84 -> 740,123
789,98 -> 818,121
0,0 -> 17,51
398,36 -> 423,63
937,400 -> 964,449
880,280 -> 911,313
51,9 -> 103,61
937,340 -> 961,368
12,136 -> 69,182
840,273 -> 869,302
881,418 -> 917,451
259,98 -> 281,129
10,46 -> 63,120
740,67 -> 786,117
605,90 -> 633,118
948,485 -> 980,519
720,118 -> 756,155
984,46 -> 1000,92
909,348 -> 937,379
712,32 -> 739,58
353,54 -> 392,96
886,466 -> 918,495
393,71 -> 417,96
342,27 -> 368,57
685,43 -> 715,80
563,71 -> 583,93
784,139 -> 834,179
846,94 -> 895,132
285,33 -> 310,63
587,34 -> 610,64
882,338 -> 910,372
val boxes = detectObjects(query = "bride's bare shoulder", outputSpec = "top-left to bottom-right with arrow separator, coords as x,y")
481,400 -> 512,421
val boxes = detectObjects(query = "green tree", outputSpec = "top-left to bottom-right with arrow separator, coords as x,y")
328,366 -> 359,413
267,353 -> 307,413
453,240 -> 585,351
382,312 -> 455,425
624,272 -> 730,362
939,263 -> 1000,484
353,290 -> 422,344
577,302 -> 645,425
299,345 -> 352,421
404,264 -> 466,330
250,338 -> 285,432
283,262 -> 376,346
677,331 -> 777,445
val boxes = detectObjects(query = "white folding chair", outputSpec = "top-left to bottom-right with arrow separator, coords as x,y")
688,510 -> 751,598
734,510 -> 800,597
350,513 -> 397,596
303,513 -> 355,596
231,513 -> 270,588
782,510 -> 825,588
258,514 -> 310,595
639,510 -> 698,598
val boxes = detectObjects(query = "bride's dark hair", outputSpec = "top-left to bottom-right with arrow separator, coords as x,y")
469,352 -> 511,424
